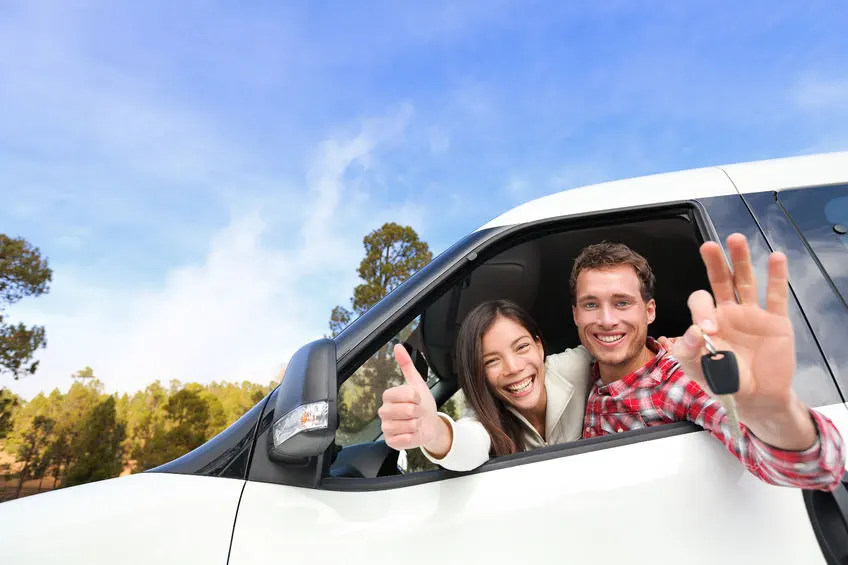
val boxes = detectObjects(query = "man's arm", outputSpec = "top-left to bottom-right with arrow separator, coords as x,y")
665,233 -> 846,490
660,367 -> 845,491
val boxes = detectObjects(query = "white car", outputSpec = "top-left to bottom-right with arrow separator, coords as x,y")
2,151 -> 848,565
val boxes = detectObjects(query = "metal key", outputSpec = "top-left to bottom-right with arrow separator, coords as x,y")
699,330 -> 742,441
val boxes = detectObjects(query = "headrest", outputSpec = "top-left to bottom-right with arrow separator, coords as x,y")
420,240 -> 542,382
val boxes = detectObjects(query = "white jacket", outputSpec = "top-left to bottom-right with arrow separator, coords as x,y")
421,345 -> 594,471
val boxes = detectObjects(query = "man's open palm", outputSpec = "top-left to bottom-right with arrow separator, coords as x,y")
671,233 -> 798,419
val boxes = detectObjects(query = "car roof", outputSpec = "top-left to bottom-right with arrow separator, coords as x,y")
479,150 -> 848,229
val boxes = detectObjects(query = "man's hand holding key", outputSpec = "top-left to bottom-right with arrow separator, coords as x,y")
670,233 -> 818,452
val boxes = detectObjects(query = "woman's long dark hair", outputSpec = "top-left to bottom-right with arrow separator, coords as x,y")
455,299 -> 545,457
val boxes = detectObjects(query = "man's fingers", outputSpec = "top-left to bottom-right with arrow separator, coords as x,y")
672,325 -> 703,360
393,343 -> 428,388
687,290 -> 718,334
727,233 -> 758,305
670,325 -> 709,388
700,241 -> 736,305
765,251 -> 789,317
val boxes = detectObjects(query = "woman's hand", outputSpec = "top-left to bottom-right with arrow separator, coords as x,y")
378,344 -> 453,458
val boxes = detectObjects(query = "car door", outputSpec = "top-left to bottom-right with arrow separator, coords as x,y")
721,179 -> 848,564
229,419 -> 834,565
228,193 -> 842,565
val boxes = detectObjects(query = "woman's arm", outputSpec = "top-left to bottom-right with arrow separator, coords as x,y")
419,409 -> 492,471
380,344 -> 492,472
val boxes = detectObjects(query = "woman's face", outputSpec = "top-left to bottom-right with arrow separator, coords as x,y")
481,315 -> 546,414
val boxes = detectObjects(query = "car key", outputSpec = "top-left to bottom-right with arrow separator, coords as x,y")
699,330 -> 742,441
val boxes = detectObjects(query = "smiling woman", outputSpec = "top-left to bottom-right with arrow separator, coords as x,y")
449,299 -> 592,459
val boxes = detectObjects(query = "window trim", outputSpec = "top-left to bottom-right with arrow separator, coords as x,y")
738,188 -> 848,403
335,198 -> 720,386
321,421 -> 703,492
319,198 -> 720,491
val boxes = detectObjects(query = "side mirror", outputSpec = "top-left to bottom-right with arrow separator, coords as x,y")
267,338 -> 338,463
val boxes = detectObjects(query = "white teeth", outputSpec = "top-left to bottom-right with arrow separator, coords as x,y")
597,334 -> 624,343
506,377 -> 533,393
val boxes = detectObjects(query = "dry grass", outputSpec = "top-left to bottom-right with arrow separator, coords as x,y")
0,449 -> 56,502
0,447 -> 135,503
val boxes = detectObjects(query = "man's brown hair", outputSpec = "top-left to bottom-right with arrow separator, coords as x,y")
569,241 -> 656,305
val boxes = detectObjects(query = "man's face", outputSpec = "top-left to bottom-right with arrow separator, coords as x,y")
572,264 -> 656,373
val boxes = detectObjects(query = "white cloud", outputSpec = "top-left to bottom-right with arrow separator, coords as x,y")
790,74 -> 848,154
503,175 -> 530,200
4,105 -> 421,400
792,75 -> 848,113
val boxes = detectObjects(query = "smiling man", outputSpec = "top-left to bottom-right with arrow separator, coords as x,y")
570,237 -> 845,490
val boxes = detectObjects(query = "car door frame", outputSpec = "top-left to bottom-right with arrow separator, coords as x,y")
227,192 -> 847,565
244,197 -> 725,493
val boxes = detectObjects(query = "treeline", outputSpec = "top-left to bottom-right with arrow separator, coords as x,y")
0,221 -> 436,499
0,368 -> 277,501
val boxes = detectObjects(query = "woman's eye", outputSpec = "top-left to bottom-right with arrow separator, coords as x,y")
517,343 -> 529,351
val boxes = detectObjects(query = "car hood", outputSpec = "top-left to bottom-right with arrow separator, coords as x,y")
0,472 -> 244,565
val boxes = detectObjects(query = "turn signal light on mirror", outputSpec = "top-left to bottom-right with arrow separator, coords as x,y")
272,401 -> 329,448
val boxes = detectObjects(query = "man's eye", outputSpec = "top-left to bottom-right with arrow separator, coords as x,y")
583,302 -> 596,309
617,301 -> 630,307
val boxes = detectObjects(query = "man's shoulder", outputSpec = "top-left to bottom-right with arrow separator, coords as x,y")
653,351 -> 711,399
651,351 -> 688,383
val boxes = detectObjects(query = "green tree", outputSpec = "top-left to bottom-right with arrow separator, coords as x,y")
136,387 -> 210,470
0,234 -> 52,379
331,224 -> 433,451
64,396 -> 126,487
123,381 -> 169,472
43,369 -> 105,486
0,387 -> 21,439
202,380 -> 273,431
5,393 -> 54,498
329,222 -> 432,337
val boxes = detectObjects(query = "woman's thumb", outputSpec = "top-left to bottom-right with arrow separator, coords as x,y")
393,343 -> 427,388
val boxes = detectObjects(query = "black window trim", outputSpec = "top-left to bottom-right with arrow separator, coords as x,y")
334,198 -> 721,387
316,198 -> 721,492
735,187 -> 848,403
321,421 -> 702,492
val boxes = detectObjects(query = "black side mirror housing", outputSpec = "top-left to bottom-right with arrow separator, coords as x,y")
266,338 -> 338,463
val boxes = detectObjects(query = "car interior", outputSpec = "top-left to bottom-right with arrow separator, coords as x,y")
327,212 -> 714,481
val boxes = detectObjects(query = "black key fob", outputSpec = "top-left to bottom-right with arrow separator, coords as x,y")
700,350 -> 740,395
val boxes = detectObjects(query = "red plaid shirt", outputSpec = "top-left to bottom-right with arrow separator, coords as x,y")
583,337 -> 846,491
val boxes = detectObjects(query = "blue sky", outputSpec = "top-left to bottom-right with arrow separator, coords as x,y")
2,0 -> 847,399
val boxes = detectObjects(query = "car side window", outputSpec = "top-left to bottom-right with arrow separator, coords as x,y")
335,314 -> 465,451
778,184 -> 848,302
402,388 -> 468,473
